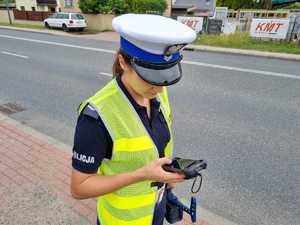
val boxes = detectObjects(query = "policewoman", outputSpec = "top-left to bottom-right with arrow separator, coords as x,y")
71,14 -> 196,225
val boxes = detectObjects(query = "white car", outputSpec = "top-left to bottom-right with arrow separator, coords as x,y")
44,13 -> 87,32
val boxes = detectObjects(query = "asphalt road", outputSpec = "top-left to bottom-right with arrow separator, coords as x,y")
0,28 -> 299,225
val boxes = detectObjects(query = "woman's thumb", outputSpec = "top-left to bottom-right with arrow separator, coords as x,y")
157,157 -> 172,166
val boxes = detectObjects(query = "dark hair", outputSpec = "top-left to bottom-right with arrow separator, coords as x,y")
112,49 -> 132,78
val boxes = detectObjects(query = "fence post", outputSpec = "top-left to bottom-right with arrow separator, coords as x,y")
245,17 -> 252,32
286,14 -> 300,42
288,15 -> 295,42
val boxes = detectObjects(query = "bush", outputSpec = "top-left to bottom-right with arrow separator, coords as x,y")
278,2 -> 300,9
126,0 -> 167,14
79,0 -> 167,15
79,0 -> 105,14
110,0 -> 129,15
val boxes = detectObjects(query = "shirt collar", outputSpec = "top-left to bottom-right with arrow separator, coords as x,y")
116,75 -> 160,111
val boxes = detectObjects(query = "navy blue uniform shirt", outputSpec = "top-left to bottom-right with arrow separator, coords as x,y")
72,75 -> 171,225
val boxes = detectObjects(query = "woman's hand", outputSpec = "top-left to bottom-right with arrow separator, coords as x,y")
71,158 -> 185,200
166,182 -> 177,189
138,158 -> 185,184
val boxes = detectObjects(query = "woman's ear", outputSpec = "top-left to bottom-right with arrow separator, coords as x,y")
118,54 -> 129,72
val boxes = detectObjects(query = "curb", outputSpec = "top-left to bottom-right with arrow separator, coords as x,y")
0,112 -> 239,225
0,112 -> 70,154
1,25 -> 299,61
0,25 -> 80,38
186,44 -> 300,61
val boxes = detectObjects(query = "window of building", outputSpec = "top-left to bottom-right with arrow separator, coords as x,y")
65,0 -> 73,8
20,6 -> 25,11
32,7 -> 35,11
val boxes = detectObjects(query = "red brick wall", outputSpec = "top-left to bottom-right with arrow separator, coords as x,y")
13,9 -> 53,21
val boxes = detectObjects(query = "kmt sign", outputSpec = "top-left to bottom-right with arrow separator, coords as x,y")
250,19 -> 290,39
177,16 -> 204,33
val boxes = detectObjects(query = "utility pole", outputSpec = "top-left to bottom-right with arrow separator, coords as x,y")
5,0 -> 12,25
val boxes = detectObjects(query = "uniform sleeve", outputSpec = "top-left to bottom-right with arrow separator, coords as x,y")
72,108 -> 112,174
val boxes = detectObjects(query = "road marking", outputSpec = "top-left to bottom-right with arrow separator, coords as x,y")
99,72 -> 112,77
183,60 -> 300,80
1,34 -> 299,81
0,34 -> 115,54
1,51 -> 28,59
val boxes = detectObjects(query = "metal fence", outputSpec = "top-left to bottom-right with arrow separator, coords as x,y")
227,10 -> 290,21
208,9 -> 300,42
287,13 -> 300,41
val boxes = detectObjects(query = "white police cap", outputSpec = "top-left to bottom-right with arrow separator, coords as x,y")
112,14 -> 197,86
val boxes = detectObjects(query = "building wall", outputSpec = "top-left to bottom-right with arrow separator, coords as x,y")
16,0 -> 37,11
163,0 -> 172,17
0,9 -> 45,24
59,0 -> 80,13
0,9 -> 15,21
83,14 -> 114,30
172,8 -> 188,17
15,0 -> 60,11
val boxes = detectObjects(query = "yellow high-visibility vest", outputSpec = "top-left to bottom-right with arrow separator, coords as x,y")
79,79 -> 173,225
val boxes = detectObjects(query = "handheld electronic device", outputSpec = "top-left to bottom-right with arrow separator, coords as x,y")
162,157 -> 207,179
163,157 -> 208,224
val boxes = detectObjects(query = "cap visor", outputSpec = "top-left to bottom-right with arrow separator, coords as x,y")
132,63 -> 182,86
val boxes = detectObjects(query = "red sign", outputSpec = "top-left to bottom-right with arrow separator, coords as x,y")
250,19 -> 290,39
177,16 -> 204,33
255,22 -> 284,33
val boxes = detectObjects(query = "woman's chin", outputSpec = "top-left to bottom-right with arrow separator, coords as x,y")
145,93 -> 157,99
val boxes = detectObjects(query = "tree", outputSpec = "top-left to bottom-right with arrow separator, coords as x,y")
260,0 -> 272,9
79,0 -> 167,15
281,2 -> 300,9
217,0 -> 277,9
216,0 -> 259,9
125,0 -> 167,14
79,0 -> 108,14
109,0 -> 129,15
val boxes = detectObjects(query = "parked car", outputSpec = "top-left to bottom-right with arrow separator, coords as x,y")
44,13 -> 87,32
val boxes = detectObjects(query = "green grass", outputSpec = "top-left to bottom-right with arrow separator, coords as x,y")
0,22 -> 107,34
195,32 -> 300,55
75,28 -> 102,34
0,22 -> 44,30
84,28 -> 102,33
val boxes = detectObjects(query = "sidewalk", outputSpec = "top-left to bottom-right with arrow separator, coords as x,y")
0,112 -> 210,225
